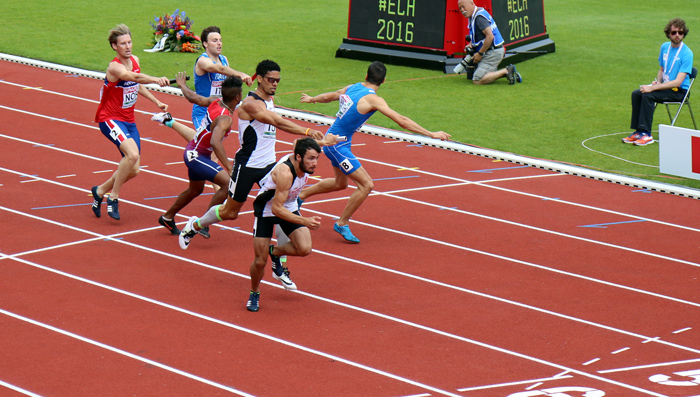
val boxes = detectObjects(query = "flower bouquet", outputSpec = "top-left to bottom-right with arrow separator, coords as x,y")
147,9 -> 201,53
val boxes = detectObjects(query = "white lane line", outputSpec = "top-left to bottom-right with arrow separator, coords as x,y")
0,206 -> 690,397
0,307 -> 255,397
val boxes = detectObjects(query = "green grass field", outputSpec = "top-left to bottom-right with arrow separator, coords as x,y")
2,0 -> 699,188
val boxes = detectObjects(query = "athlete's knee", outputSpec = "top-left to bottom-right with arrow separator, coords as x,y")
294,241 -> 313,257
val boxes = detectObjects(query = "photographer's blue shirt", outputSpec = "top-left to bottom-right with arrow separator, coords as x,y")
327,82 -> 377,143
192,53 -> 229,128
658,42 -> 693,90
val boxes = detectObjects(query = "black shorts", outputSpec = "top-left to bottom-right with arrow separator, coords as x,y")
253,212 -> 304,238
228,161 -> 274,202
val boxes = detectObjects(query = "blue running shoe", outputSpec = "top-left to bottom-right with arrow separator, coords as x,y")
247,291 -> 260,312
334,223 -> 360,243
296,196 -> 304,210
91,186 -> 103,218
106,197 -> 120,220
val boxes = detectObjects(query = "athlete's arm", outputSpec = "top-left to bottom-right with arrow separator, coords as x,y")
300,86 -> 349,104
241,99 -> 325,140
365,95 -> 451,141
270,166 -> 321,229
175,71 -> 216,107
107,58 -> 169,87
138,84 -> 168,112
196,56 -> 252,86
209,116 -> 233,174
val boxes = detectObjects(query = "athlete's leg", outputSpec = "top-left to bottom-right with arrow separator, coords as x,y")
170,121 -> 195,143
206,169 -> 230,209
250,236 -> 271,293
299,166 -> 348,200
97,138 -> 140,200
337,166 -> 373,227
274,226 -> 313,257
163,180 -> 205,219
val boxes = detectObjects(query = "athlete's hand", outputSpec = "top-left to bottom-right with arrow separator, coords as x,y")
155,76 -> 170,87
175,71 -> 188,88
238,72 -> 253,87
430,131 -> 451,141
320,133 -> 339,146
303,216 -> 322,230
300,93 -> 314,104
308,129 -> 324,140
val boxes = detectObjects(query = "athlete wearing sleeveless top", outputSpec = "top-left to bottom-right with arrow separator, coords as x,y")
192,26 -> 253,128
298,61 -> 451,243
247,139 -> 324,311
177,60 -> 332,251
90,24 -> 170,221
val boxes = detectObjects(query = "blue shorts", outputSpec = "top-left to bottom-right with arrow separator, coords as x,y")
99,120 -> 141,156
184,150 -> 223,182
323,142 -> 361,175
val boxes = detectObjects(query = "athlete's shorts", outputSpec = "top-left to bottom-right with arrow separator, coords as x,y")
323,142 -> 361,175
228,161 -> 275,202
183,150 -> 223,182
253,211 -> 304,238
99,120 -> 141,155
473,47 -> 505,81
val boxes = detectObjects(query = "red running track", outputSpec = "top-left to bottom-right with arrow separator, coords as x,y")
1,60 -> 700,397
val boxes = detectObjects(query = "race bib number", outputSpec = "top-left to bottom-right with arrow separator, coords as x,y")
186,150 -> 199,161
122,84 -> 138,109
340,158 -> 354,172
210,79 -> 223,97
336,94 -> 353,119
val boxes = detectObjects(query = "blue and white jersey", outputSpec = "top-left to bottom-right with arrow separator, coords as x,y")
469,8 -> 505,53
326,82 -> 377,145
192,53 -> 230,128
658,42 -> 694,90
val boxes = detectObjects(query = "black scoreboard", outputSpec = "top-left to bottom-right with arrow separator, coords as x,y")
346,0 -> 448,50
337,0 -> 555,72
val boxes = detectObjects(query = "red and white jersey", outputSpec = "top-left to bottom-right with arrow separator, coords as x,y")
185,100 -> 234,156
95,56 -> 140,123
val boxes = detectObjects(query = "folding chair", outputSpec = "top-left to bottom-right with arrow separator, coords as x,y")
663,66 -> 697,129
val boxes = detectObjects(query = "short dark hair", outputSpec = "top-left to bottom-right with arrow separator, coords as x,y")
294,137 -> 321,159
366,61 -> 387,85
221,76 -> 243,104
200,26 -> 221,45
256,59 -> 281,78
665,18 -> 689,38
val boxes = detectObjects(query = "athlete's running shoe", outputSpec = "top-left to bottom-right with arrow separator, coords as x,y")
270,245 -> 297,290
106,197 -> 120,220
198,225 -> 211,239
158,215 -> 180,235
334,223 -> 360,244
633,134 -> 655,146
151,112 -> 173,125
91,186 -> 103,218
622,132 -> 643,144
179,216 -> 198,250
246,291 -> 260,312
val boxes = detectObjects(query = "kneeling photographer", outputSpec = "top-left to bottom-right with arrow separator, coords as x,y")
455,0 -> 522,85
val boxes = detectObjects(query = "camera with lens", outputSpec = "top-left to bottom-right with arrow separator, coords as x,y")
453,46 -> 477,75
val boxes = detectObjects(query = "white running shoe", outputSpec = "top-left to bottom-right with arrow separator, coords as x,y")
179,216 -> 198,250
151,112 -> 172,125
